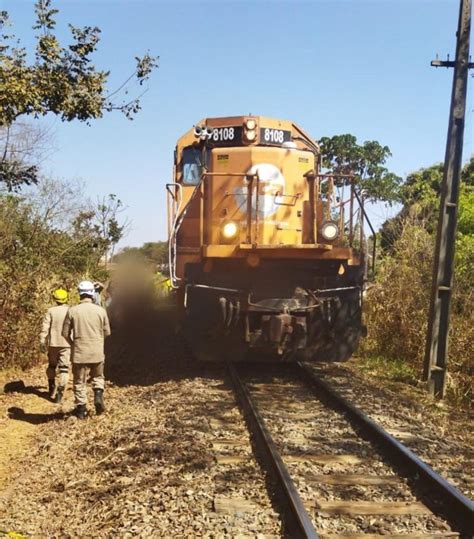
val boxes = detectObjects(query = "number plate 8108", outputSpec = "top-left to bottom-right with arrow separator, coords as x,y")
260,128 -> 292,146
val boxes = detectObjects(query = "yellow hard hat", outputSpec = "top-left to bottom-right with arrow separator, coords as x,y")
52,288 -> 68,304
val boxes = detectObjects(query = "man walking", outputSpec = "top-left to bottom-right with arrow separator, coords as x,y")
62,280 -> 111,419
40,288 -> 71,403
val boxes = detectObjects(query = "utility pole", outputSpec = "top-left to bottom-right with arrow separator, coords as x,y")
424,0 -> 473,398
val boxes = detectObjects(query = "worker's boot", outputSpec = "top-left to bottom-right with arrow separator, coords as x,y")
73,404 -> 87,419
48,379 -> 55,398
54,386 -> 64,404
94,389 -> 105,415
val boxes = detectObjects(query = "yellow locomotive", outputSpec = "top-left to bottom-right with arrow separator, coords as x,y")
167,116 -> 370,361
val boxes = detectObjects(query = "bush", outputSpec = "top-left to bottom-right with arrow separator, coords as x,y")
0,181 -> 122,370
362,214 -> 473,407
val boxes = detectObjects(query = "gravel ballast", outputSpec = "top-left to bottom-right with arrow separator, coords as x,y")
0,312 -> 280,537
0,309 -> 471,537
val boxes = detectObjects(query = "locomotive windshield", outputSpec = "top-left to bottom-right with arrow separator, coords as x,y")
181,146 -> 202,185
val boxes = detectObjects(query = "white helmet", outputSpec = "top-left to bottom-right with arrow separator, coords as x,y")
77,280 -> 95,296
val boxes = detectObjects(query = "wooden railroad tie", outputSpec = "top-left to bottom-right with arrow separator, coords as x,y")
320,534 -> 459,539
213,495 -> 260,515
215,453 -> 368,465
285,454 -> 365,465
306,473 -> 400,486
309,500 -> 432,516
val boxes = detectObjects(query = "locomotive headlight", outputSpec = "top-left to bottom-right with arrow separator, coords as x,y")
245,129 -> 256,141
244,119 -> 257,143
222,221 -> 238,239
321,221 -> 340,241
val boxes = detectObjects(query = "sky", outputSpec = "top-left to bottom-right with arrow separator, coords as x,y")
3,0 -> 472,247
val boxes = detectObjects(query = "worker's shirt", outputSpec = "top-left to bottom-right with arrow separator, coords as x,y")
40,304 -> 71,348
62,298 -> 111,364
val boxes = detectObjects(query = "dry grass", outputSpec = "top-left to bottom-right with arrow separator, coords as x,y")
362,220 -> 473,408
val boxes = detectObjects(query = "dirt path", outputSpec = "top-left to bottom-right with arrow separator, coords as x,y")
0,314 -> 281,537
0,367 -> 59,491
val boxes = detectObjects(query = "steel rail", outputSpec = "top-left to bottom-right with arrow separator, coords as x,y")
226,362 -> 319,539
296,361 -> 474,535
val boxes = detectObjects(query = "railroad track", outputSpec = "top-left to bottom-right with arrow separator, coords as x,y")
227,361 -> 474,538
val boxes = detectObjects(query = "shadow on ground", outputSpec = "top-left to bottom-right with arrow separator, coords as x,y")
7,406 -> 67,424
3,380 -> 52,402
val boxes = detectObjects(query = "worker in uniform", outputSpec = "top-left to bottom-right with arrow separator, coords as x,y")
62,280 -> 111,419
39,288 -> 71,403
155,268 -> 172,298
93,281 -> 106,306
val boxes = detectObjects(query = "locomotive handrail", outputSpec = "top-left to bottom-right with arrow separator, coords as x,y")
246,174 -> 253,244
353,189 -> 377,277
273,191 -> 301,206
313,285 -> 360,293
166,182 -> 183,287
200,171 -> 257,244
317,173 -> 355,179
254,170 -> 260,245
202,172 -> 252,177
184,283 -> 241,308
315,173 -> 377,277
165,182 -> 180,201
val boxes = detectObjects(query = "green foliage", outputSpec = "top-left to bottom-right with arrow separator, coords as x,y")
318,134 -> 402,203
460,157 -> 474,186
363,218 -> 473,406
458,188 -> 474,235
358,355 -> 419,385
402,163 -> 443,200
0,182 -> 127,369
365,158 -> 474,407
0,1 -> 158,126
114,241 -> 168,267
0,121 -> 53,192
381,158 -> 474,250
92,194 -> 128,264
0,1 -> 158,190
141,241 -> 168,265
0,160 -> 38,192
0,0 -> 145,367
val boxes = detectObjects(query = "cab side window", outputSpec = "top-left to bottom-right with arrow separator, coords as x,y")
182,146 -> 202,185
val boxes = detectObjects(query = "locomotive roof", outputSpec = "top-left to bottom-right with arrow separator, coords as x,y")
176,115 -> 319,152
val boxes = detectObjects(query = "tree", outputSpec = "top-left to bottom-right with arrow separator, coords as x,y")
28,176 -> 85,229
140,241 -> 168,265
0,121 -> 56,191
71,194 -> 128,270
381,158 -> 474,250
95,194 -> 129,264
113,241 -> 168,267
0,0 -> 158,189
0,179 -> 124,369
318,134 -> 402,204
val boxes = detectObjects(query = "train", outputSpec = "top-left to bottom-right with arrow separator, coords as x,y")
167,116 -> 371,362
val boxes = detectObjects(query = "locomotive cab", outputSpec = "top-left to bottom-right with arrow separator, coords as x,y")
167,116 -> 371,362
